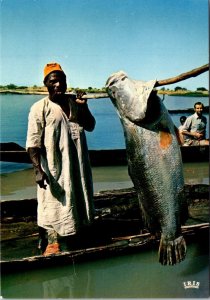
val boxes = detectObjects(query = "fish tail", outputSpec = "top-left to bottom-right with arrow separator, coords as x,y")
158,235 -> 187,265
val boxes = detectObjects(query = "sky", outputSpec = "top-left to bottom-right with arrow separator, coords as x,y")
0,0 -> 209,90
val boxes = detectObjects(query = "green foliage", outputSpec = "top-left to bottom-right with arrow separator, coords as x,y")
197,87 -> 207,91
0,83 -> 208,96
75,88 -> 86,94
172,91 -> 209,97
174,86 -> 187,91
6,84 -> 17,89
174,86 -> 182,91
18,86 -> 28,89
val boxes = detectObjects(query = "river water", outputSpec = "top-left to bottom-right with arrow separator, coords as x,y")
0,94 -> 209,298
1,240 -> 209,298
0,94 -> 209,150
0,162 -> 209,201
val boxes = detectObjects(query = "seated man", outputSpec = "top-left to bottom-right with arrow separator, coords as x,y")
181,102 -> 209,146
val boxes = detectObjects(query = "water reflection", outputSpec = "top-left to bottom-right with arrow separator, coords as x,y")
42,270 -> 93,298
2,241 -> 209,298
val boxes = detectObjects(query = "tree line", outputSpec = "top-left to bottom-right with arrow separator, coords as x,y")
159,86 -> 208,92
0,84 -> 106,93
0,84 -> 208,94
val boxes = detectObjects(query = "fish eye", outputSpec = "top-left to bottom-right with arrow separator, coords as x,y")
108,79 -> 117,87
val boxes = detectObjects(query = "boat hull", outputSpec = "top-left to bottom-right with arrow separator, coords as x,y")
1,184 -> 209,273
0,143 -> 209,165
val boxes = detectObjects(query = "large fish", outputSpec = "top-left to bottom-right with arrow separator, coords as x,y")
106,71 -> 187,265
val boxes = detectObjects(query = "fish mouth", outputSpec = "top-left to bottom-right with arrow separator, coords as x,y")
106,71 -> 128,88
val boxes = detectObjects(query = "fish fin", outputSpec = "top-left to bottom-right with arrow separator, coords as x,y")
159,131 -> 172,149
158,235 -> 186,265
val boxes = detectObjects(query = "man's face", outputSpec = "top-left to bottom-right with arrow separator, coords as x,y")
45,72 -> 67,102
194,104 -> 203,117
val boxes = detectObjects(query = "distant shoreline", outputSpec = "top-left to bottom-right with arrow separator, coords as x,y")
0,90 -> 48,95
158,90 -> 209,97
0,89 -> 209,97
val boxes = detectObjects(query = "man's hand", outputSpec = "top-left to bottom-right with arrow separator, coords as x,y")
76,90 -> 87,104
27,147 -> 49,189
35,168 -> 49,189
74,90 -> 95,131
182,130 -> 204,140
194,132 -> 204,140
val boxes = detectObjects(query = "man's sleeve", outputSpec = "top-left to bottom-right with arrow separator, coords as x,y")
182,116 -> 192,131
26,103 -> 45,150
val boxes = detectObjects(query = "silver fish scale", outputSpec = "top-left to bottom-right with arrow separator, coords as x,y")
125,118 -> 183,236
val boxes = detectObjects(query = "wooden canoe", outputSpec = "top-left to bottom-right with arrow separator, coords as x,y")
0,142 -> 209,165
1,184 -> 209,273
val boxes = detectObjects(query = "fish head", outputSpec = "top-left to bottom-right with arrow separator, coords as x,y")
106,71 -> 157,123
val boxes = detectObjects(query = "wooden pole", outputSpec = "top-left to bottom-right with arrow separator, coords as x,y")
155,63 -> 209,87
83,63 -> 209,99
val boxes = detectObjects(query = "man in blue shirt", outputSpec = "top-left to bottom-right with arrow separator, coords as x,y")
181,102 -> 209,146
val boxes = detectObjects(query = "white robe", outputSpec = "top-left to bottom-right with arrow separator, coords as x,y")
26,96 -> 94,236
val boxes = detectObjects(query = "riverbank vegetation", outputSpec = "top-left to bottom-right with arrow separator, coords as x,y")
157,86 -> 209,97
0,84 -> 209,97
0,84 -> 106,95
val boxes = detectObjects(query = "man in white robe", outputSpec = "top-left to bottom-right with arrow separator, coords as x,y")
26,63 -> 96,255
